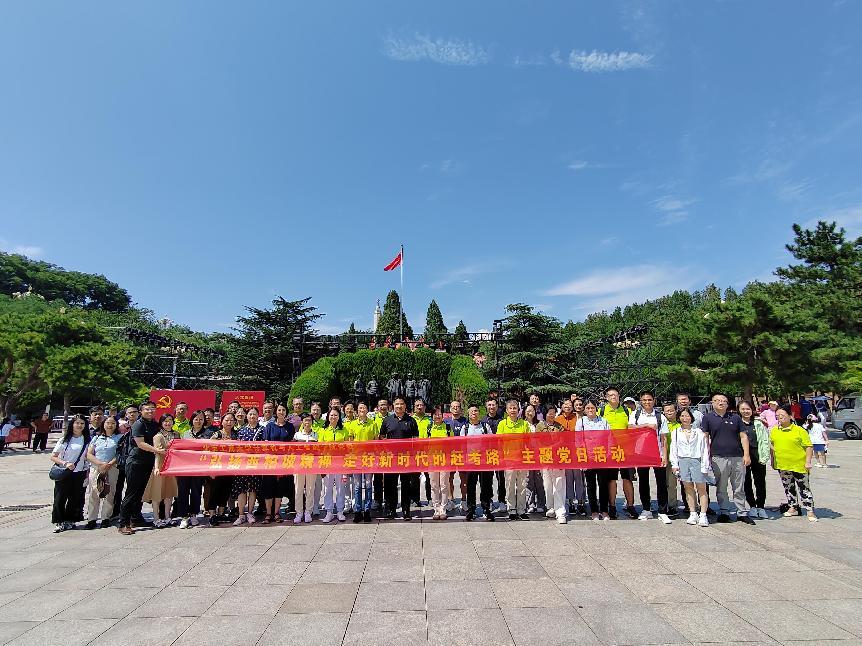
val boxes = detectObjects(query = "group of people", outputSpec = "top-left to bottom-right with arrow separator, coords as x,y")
46,387 -> 826,534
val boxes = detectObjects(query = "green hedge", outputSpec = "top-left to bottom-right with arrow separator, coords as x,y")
288,356 -> 336,406
449,354 -> 489,407
288,349 -> 488,407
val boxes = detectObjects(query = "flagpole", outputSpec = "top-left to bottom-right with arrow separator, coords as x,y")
399,243 -> 404,342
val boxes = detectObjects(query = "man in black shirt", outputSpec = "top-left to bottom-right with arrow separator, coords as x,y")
481,399 -> 505,512
701,393 -> 754,525
118,401 -> 164,534
380,398 -> 419,520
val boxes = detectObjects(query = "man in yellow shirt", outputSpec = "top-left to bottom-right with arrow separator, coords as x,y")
413,400 -> 432,505
351,402 -> 378,523
600,387 -> 637,519
498,400 -> 530,520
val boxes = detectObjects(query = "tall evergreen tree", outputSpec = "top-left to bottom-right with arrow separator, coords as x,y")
423,299 -> 448,345
375,290 -> 413,340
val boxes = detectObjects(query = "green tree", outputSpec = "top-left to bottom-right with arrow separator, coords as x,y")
423,299 -> 448,345
375,290 -> 413,340
0,252 -> 131,311
485,304 -> 561,400
225,297 -> 322,402
452,320 -> 469,350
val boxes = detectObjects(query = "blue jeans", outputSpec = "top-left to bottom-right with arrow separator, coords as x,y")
353,473 -> 372,512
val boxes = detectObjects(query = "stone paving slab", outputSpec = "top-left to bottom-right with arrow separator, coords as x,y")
0,430 -> 861,644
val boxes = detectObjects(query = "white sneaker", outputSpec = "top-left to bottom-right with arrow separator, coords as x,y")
337,512 -> 346,522
686,512 -> 698,525
189,516 -> 199,526
545,509 -> 556,519
179,518 -> 189,529
446,500 -> 455,512
638,510 -> 652,521
557,515 -> 567,524
246,513 -> 256,524
304,511 -> 312,523
658,513 -> 672,524
461,500 -> 468,512
698,513 -> 709,527
232,515 -> 246,526
294,512 -> 302,525
498,503 -> 508,513
322,511 -> 335,523
53,523 -> 64,533
527,505 -> 537,514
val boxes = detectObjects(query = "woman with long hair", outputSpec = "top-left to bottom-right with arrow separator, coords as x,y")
142,414 -> 179,528
85,415 -> 121,529
176,410 -> 208,528
261,403 -> 296,524
49,414 -> 91,532
739,401 -> 770,518
523,404 -> 547,515
207,411 -> 235,525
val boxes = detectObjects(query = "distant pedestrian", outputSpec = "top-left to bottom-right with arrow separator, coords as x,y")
804,414 -> 829,468
31,412 -> 53,453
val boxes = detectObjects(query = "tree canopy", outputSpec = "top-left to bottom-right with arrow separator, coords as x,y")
375,290 -> 413,339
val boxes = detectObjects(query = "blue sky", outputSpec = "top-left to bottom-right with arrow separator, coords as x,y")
2,2 -> 861,335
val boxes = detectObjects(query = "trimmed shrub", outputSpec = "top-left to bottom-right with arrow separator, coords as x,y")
288,356 -> 336,406
449,354 -> 488,408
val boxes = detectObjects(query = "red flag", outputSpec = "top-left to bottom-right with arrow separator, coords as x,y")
383,250 -> 402,271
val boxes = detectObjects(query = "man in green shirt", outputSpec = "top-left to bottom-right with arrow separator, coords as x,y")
173,402 -> 190,436
600,388 -> 636,519
498,400 -> 530,520
413,400 -> 432,505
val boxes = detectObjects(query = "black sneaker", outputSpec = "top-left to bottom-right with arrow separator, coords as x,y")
717,514 -> 731,523
706,507 -> 717,517
508,513 -> 519,521
352,512 -> 362,523
465,510 -> 475,521
576,504 -> 587,517
626,505 -> 638,519
739,516 -> 756,525
99,519 -> 112,529
403,513 -> 412,521
519,513 -> 530,520
484,511 -> 495,522
385,510 -> 396,520
608,507 -> 618,520
363,511 -> 372,523
568,501 -> 577,514
132,518 -> 154,528
85,520 -> 97,530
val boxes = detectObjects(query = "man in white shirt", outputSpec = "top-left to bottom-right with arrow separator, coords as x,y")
629,391 -> 672,523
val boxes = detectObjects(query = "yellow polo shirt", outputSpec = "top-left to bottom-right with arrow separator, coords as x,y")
497,417 -> 529,434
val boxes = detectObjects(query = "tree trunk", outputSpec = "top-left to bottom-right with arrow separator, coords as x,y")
744,383 -> 753,402
62,393 -> 71,428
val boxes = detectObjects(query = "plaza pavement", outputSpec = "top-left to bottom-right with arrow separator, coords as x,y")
0,430 -> 860,646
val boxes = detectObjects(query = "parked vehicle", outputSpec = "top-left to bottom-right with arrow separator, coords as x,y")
832,393 -> 861,439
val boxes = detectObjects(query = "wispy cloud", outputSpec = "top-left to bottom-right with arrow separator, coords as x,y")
652,195 -> 697,226
382,32 -> 491,66
567,159 -> 615,171
543,263 -> 703,313
430,262 -> 507,289
0,239 -> 44,259
777,178 -> 815,202
807,205 -> 862,236
567,50 -> 652,73
512,54 -> 546,67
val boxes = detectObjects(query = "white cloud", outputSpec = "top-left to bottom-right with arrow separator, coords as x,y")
512,54 -> 546,67
382,33 -> 491,66
0,240 -> 44,258
567,50 -> 652,73
651,195 -> 696,226
807,205 -> 862,236
543,263 -> 702,313
568,160 -> 589,171
430,262 -> 507,289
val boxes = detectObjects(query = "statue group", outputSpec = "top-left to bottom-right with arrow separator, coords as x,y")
363,372 -> 432,407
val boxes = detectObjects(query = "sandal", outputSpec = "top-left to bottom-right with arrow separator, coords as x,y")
262,515 -> 272,525
274,514 -> 283,523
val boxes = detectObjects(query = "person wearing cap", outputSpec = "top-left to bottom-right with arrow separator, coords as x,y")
623,396 -> 638,414
759,401 -> 780,429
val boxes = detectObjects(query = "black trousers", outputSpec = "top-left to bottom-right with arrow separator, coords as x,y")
119,459 -> 152,526
424,472 -> 431,502
384,473 -> 416,514
34,433 -> 49,451
744,462 -> 767,508
176,476 -> 203,517
112,466 -> 126,517
52,471 -> 87,523
373,473 -> 384,506
209,476 -> 233,509
585,469 -> 608,513
637,466 -> 668,512
495,470 -> 506,503
466,471 -> 493,509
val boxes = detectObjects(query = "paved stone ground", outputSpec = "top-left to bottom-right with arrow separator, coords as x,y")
0,430 -> 860,646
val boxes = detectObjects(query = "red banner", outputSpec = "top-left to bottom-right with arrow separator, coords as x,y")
150,389 -> 216,418
162,428 -> 662,476
219,391 -> 266,416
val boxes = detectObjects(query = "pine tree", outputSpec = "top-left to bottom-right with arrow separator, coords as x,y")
453,320 -> 468,342
423,299 -> 448,345
375,290 -> 413,340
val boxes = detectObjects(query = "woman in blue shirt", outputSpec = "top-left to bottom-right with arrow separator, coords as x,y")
85,415 -> 120,529
261,404 -> 296,524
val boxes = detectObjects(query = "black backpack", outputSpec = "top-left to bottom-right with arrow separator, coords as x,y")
115,432 -> 133,470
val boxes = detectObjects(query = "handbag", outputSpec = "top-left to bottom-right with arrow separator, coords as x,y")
96,471 -> 111,498
49,438 -> 89,481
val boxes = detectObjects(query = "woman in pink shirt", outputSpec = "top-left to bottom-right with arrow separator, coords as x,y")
759,401 -> 779,429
